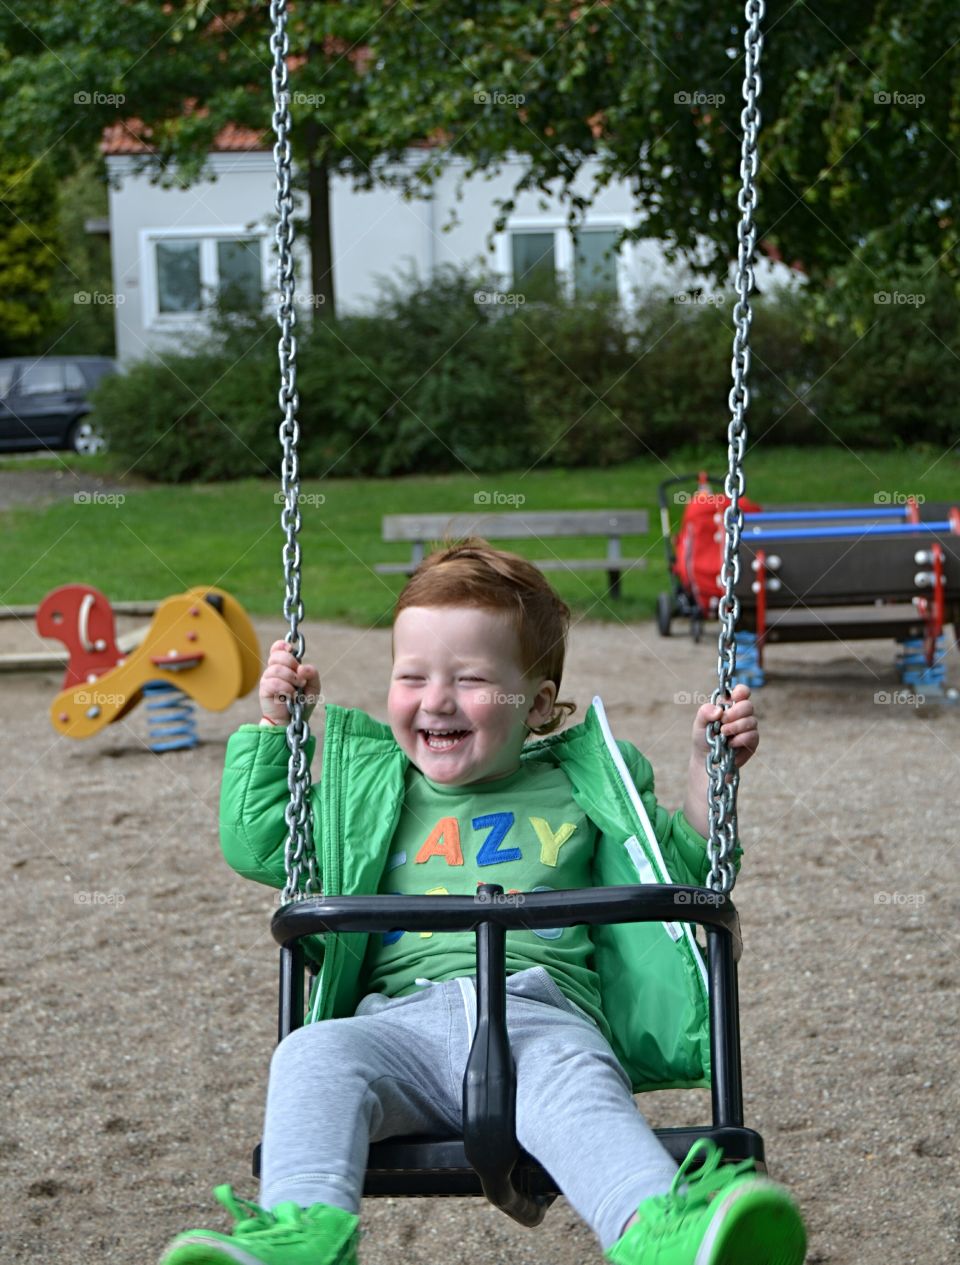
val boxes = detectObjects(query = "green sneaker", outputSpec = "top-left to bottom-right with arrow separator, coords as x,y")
606,1140 -> 806,1265
159,1185 -> 360,1265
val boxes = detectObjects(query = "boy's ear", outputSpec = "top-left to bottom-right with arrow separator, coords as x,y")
526,678 -> 558,728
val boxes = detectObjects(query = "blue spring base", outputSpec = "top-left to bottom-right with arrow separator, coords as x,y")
143,680 -> 199,751
731,632 -> 766,690
896,636 -> 957,702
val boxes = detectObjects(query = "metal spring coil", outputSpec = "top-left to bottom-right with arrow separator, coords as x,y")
143,679 -> 198,752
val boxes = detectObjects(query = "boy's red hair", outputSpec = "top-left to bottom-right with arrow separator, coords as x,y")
393,536 -> 576,736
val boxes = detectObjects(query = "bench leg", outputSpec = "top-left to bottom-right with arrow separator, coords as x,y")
606,569 -> 622,600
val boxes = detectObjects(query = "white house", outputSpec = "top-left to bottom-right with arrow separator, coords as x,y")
104,129 -> 794,365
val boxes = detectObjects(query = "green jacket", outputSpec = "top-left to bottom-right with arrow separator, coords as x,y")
220,694 -> 735,1093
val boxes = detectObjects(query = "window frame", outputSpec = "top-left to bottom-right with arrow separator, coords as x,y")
493,217 -> 631,304
141,226 -> 269,329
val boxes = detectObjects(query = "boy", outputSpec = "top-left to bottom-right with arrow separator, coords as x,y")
161,538 -> 805,1265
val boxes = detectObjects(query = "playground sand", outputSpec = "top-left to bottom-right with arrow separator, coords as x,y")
2,614 -> 958,1264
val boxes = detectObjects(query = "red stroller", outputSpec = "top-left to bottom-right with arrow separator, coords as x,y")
657,473 -> 762,641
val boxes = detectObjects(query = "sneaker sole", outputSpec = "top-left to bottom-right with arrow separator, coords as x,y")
696,1182 -> 806,1265
160,1232 -> 358,1265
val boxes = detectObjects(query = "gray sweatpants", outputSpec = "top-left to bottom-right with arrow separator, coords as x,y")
259,966 -> 678,1251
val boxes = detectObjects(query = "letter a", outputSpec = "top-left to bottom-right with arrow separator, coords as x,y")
530,817 -> 577,867
415,817 -> 463,866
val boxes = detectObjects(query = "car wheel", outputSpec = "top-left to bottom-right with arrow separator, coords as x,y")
67,418 -> 108,455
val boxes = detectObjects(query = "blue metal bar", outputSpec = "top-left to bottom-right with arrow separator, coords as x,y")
744,508 -> 909,523
743,521 -> 953,543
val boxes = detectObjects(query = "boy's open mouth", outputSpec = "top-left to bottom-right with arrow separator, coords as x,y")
419,728 -> 471,752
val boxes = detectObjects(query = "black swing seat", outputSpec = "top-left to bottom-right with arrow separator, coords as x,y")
256,883 -> 765,1227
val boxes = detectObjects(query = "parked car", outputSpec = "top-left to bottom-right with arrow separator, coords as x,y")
0,355 -> 117,454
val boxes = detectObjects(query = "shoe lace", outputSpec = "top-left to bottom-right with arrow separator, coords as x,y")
649,1140 -> 757,1232
212,1185 -> 295,1235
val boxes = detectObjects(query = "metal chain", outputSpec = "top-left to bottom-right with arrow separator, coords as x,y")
705,0 -> 764,894
271,0 -> 317,903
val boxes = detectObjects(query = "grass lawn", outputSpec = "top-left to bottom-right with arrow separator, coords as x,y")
1,444 -> 957,627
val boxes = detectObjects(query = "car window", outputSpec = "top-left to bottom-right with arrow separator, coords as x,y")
0,364 -> 15,398
18,363 -> 65,396
64,363 -> 87,391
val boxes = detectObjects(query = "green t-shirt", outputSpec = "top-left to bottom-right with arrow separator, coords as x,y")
361,760 -> 606,1032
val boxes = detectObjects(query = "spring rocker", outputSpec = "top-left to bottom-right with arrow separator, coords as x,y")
43,585 -> 260,748
246,0 -> 770,1227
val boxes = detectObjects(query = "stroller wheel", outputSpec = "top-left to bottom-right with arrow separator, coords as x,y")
657,591 -> 673,638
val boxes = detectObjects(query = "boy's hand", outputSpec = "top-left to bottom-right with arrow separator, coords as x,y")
259,639 -> 322,725
692,683 -> 758,769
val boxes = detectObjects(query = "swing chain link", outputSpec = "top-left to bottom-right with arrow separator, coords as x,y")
705,0 -> 764,895
271,0 -> 318,904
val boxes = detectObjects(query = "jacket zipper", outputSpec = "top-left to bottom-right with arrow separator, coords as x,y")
589,695 -> 709,994
309,706 -> 343,1023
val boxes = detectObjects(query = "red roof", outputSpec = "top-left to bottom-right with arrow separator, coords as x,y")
101,118 -> 268,156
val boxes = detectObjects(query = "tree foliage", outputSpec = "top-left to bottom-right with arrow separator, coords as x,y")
0,155 -> 62,354
0,1 -> 956,312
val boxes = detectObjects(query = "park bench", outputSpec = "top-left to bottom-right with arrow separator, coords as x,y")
375,510 -> 649,598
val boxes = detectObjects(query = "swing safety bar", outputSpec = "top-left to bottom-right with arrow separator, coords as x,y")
262,881 -> 762,1227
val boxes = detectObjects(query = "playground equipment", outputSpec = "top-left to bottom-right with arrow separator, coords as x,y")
734,501 -> 960,696
657,479 -> 960,698
245,0 -> 767,1222
41,585 -> 260,747
657,473 -> 762,641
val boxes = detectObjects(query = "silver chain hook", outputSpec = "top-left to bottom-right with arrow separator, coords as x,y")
705,0 -> 764,895
271,0 -> 318,903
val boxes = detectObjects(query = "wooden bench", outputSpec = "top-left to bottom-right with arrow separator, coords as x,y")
375,510 -> 649,598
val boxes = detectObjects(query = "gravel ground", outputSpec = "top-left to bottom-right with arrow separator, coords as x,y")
2,611 -> 958,1264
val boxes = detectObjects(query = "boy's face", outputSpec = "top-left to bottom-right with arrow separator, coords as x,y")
388,605 -> 558,787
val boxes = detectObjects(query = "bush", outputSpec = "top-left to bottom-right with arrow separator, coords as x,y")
92,266 -> 960,481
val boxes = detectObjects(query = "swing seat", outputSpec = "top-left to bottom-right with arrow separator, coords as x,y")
254,883 -> 764,1226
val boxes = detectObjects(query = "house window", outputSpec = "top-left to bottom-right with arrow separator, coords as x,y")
151,233 -> 265,319
508,226 -> 623,301
574,229 -> 619,297
217,239 -> 263,307
511,232 -> 557,299
157,240 -> 203,313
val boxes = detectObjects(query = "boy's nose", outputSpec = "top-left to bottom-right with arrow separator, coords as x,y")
421,681 -> 456,714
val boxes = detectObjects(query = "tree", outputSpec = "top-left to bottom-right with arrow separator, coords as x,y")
1,1 -> 957,320
0,155 -> 62,354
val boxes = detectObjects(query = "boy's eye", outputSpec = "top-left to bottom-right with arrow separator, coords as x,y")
398,675 -> 423,682
460,676 -> 485,683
